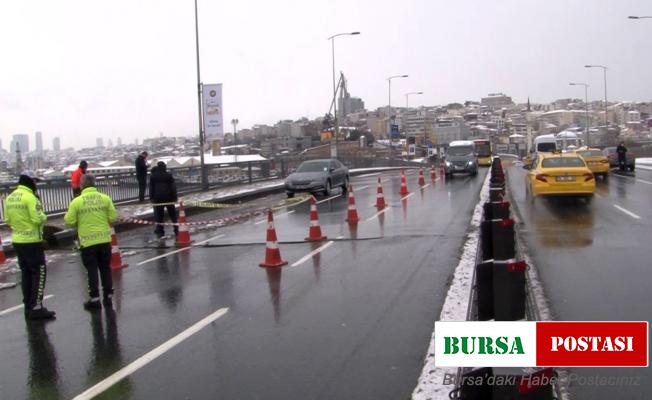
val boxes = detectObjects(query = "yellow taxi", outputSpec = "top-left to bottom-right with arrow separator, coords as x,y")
573,148 -> 610,179
525,151 -> 595,201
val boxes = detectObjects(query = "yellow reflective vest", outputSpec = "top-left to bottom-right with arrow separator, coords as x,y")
3,185 -> 47,244
64,187 -> 117,248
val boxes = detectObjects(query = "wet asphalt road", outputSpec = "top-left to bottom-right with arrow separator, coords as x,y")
507,164 -> 652,399
0,169 -> 487,400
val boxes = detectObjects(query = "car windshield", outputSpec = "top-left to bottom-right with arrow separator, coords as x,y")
448,146 -> 474,156
296,161 -> 329,173
537,142 -> 557,152
541,157 -> 585,168
579,150 -> 603,157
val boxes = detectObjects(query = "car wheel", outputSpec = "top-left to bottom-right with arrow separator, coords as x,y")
323,180 -> 331,196
585,195 -> 593,204
602,173 -> 609,181
286,192 -> 295,198
342,176 -> 349,192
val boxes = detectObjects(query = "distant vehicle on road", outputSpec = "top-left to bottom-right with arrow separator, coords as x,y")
602,146 -> 635,171
473,139 -> 493,166
284,159 -> 349,198
524,151 -> 595,202
573,148 -> 610,180
444,140 -> 478,177
524,134 -> 558,167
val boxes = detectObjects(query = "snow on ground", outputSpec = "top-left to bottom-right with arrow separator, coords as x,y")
411,171 -> 490,400
636,157 -> 652,171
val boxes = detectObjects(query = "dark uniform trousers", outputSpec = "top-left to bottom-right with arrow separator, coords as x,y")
154,204 -> 178,236
14,243 -> 47,310
137,176 -> 147,202
80,243 -> 113,299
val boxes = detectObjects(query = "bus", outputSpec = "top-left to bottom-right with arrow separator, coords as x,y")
473,139 -> 492,166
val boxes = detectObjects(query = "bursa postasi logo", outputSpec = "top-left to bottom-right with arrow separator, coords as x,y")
435,321 -> 647,367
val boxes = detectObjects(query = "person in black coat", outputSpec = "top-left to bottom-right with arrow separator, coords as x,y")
149,161 -> 178,238
616,142 -> 627,171
135,151 -> 148,202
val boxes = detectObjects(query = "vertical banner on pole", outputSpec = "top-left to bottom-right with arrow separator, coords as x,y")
202,83 -> 224,140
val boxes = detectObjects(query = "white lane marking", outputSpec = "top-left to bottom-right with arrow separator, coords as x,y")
335,235 -> 344,240
613,204 -> 641,220
400,192 -> 415,201
637,179 -> 652,185
420,184 -> 430,189
72,307 -> 229,400
254,210 -> 295,225
364,207 -> 390,222
356,173 -> 381,178
316,194 -> 342,204
355,185 -> 370,191
137,234 -> 225,266
594,192 -> 603,198
290,241 -> 334,267
0,295 -> 55,317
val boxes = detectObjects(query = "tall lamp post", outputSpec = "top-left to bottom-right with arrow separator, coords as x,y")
405,91 -> 423,108
387,75 -> 408,140
194,0 -> 208,190
584,65 -> 608,126
231,118 -> 239,164
328,31 -> 360,157
569,82 -> 590,147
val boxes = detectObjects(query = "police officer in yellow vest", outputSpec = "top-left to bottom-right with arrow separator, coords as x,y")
64,174 -> 117,310
3,172 -> 56,320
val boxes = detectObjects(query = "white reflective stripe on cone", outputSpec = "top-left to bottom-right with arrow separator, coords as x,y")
266,241 -> 279,249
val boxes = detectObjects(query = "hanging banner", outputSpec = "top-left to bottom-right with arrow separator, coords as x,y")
202,83 -> 224,139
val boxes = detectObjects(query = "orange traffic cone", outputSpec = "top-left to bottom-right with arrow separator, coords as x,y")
439,161 -> 445,177
305,196 -> 327,242
418,168 -> 426,187
0,234 -> 6,264
430,165 -> 437,181
260,210 -> 288,268
345,185 -> 360,224
399,170 -> 410,196
175,201 -> 192,247
375,177 -> 386,209
110,228 -> 128,270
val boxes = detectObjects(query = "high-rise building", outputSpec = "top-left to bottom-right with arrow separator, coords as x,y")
53,137 -> 61,152
107,138 -> 113,148
10,134 -> 29,153
117,137 -> 122,146
0,137 -> 3,151
35,131 -> 43,153
96,138 -> 104,148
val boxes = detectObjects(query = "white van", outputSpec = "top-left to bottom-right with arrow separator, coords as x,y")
533,134 -> 558,153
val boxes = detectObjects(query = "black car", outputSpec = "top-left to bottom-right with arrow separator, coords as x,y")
285,159 -> 349,197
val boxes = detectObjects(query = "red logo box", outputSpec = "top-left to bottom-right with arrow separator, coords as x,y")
536,321 -> 648,367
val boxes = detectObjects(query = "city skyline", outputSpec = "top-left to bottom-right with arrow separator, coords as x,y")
1,0 -> 652,149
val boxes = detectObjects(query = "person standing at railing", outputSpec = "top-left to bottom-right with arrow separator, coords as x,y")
135,151 -> 148,202
71,160 -> 88,198
149,161 -> 178,239
3,171 -> 55,321
64,174 -> 117,310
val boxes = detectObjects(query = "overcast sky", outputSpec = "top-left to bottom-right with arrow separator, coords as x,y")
1,0 -> 651,150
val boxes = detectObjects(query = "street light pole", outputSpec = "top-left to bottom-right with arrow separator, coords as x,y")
570,82 -> 590,147
231,118 -> 239,164
328,31 -> 360,158
585,65 -> 608,126
386,74 -> 409,138
194,0 -> 208,190
405,91 -> 423,108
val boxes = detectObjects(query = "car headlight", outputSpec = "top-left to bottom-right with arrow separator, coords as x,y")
445,161 -> 451,166
468,161 -> 474,165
